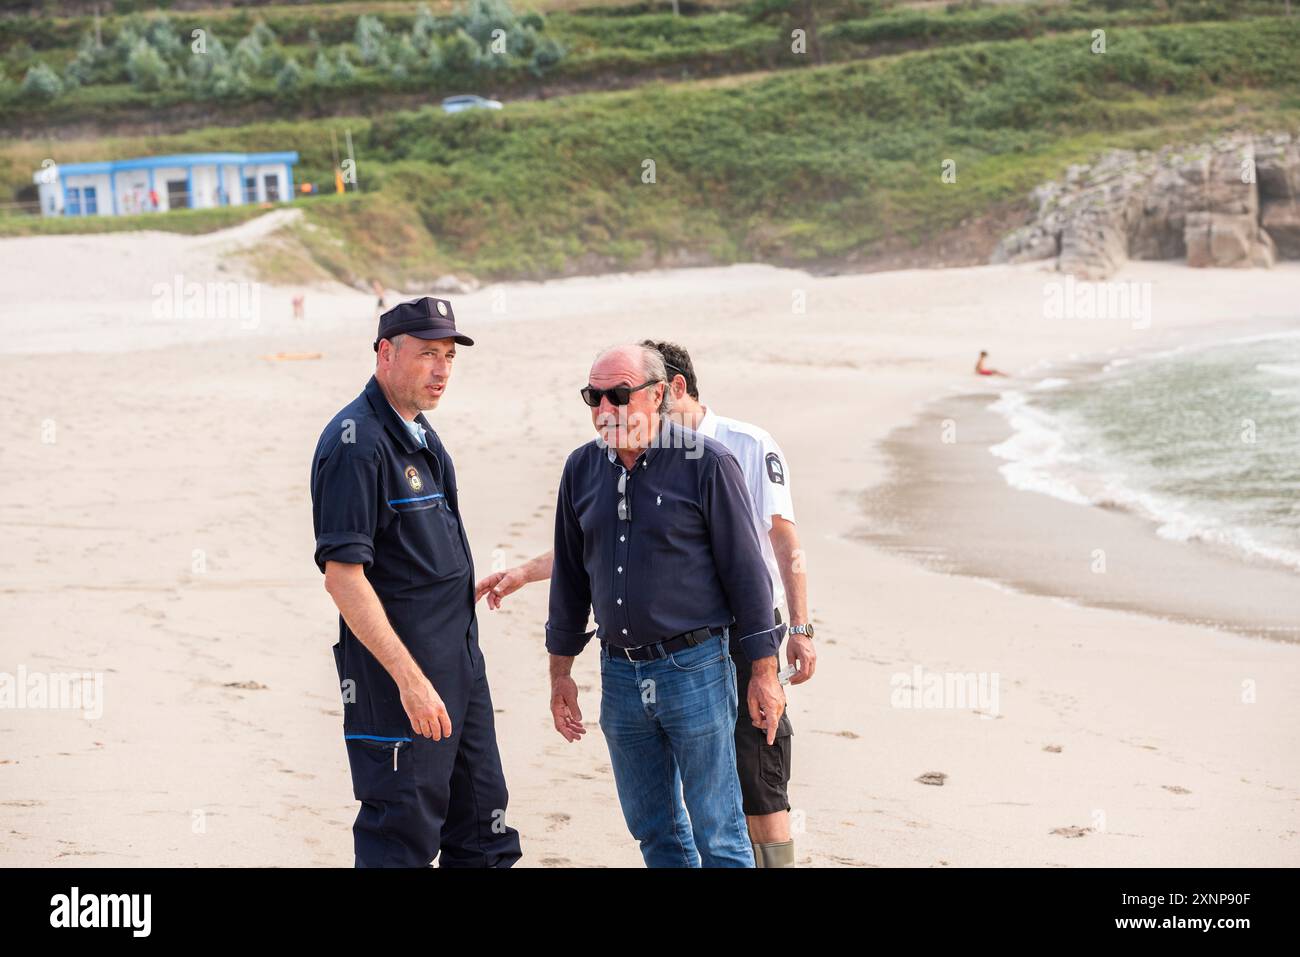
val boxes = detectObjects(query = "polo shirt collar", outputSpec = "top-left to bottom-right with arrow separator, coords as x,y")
695,406 -> 718,438
363,375 -> 424,454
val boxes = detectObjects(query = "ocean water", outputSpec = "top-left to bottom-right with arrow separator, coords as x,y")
990,332 -> 1300,572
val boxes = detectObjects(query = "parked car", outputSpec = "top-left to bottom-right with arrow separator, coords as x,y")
441,94 -> 503,114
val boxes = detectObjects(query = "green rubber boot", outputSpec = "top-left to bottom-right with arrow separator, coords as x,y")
752,840 -> 796,868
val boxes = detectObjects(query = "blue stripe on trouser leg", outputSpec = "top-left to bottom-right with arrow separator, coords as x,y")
345,667 -> 521,868
598,631 -> 752,868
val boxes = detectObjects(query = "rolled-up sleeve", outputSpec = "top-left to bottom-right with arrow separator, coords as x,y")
546,460 -> 595,655
704,452 -> 781,661
312,441 -> 380,572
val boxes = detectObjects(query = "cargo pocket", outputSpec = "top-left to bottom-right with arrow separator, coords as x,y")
344,735 -> 415,802
758,712 -> 793,789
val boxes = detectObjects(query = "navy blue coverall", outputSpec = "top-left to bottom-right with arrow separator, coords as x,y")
311,376 -> 522,867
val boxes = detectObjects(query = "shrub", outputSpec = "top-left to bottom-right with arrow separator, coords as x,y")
334,50 -> 357,83
126,37 -> 172,91
21,61 -> 63,100
314,50 -> 334,85
441,28 -> 481,72
232,34 -> 264,74
355,14 -> 387,65
275,56 -> 303,92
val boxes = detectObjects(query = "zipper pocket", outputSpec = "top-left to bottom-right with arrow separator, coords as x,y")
345,734 -> 412,772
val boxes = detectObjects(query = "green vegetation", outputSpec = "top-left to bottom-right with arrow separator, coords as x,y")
1,0 -> 566,125
2,0 -> 1289,130
8,15 -> 1296,286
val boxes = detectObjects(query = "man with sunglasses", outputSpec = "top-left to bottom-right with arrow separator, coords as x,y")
477,341 -> 813,867
543,343 -> 785,867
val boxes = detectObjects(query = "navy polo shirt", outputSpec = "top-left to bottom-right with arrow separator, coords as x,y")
311,376 -> 478,734
545,420 -> 782,663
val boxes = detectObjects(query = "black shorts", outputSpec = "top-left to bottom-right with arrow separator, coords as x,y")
731,613 -> 792,817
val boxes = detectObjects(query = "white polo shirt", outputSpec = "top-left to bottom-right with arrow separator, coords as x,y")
694,407 -> 796,609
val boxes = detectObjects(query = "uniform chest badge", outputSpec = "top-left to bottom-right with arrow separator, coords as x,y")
405,466 -> 424,492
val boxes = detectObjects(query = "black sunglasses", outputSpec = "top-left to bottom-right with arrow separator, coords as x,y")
580,379 -> 659,408
617,469 -> 631,522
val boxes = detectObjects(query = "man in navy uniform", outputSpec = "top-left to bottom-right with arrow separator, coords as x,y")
310,297 -> 521,868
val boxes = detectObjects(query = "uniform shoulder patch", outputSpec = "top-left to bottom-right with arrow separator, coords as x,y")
765,452 -> 785,485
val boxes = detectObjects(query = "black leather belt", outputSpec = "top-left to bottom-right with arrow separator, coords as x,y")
602,625 -> 725,662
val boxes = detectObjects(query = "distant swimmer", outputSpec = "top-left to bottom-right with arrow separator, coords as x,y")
976,351 -> 1009,377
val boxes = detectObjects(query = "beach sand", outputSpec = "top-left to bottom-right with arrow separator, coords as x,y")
1,216 -> 1297,866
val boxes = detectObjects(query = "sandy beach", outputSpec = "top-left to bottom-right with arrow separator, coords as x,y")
1,216 -> 1298,866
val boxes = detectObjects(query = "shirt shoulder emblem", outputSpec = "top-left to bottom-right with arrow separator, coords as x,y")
765,452 -> 785,485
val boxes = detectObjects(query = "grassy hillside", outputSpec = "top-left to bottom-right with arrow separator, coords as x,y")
5,14 -> 1298,285
1,0 -> 1288,132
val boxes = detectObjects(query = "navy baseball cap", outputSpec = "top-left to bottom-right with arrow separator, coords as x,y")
373,296 -> 474,351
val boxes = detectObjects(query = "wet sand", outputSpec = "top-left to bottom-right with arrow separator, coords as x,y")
860,386 -> 1300,643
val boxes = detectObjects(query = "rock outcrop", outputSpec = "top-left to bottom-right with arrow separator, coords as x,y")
992,132 -> 1300,278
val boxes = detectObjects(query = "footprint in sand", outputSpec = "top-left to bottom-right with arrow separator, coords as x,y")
1162,785 -> 1192,795
539,856 -> 571,866
1043,744 -> 1063,753
546,812 -> 571,831
916,771 -> 947,786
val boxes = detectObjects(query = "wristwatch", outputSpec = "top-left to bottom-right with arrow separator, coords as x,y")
788,623 -> 814,639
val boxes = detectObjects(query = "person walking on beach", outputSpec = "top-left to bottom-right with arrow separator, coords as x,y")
310,296 -> 521,868
476,340 -> 814,867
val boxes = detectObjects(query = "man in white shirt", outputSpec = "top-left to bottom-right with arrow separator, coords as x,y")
474,340 -> 816,868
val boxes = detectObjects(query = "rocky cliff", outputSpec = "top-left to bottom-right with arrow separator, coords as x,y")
993,132 -> 1300,279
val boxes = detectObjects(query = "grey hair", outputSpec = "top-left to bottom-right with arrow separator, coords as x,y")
593,343 -> 673,414
376,333 -> 408,363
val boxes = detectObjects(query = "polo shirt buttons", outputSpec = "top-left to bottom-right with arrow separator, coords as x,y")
617,566 -> 623,573
616,598 -> 622,605
620,535 -> 625,542
621,628 -> 628,635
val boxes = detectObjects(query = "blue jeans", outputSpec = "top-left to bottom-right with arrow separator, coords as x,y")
598,630 -> 753,867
